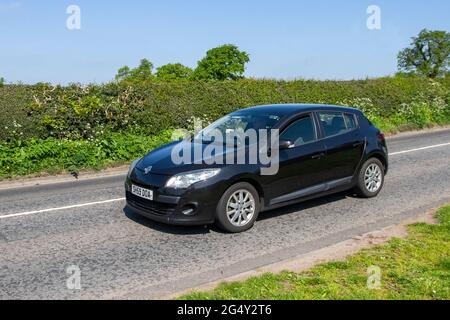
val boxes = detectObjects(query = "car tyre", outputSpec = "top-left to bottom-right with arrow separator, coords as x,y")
355,158 -> 385,198
216,182 -> 260,233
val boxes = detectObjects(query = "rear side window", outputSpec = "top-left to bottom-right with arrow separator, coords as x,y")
318,112 -> 357,137
344,113 -> 357,130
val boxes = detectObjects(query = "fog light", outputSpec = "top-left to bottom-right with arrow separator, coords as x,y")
182,205 -> 197,216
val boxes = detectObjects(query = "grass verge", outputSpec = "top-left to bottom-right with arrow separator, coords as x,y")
180,205 -> 450,300
0,130 -> 173,179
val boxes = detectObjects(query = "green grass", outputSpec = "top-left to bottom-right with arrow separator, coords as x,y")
180,206 -> 450,300
0,130 -> 173,179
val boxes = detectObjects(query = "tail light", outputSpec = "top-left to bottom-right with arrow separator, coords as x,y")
377,132 -> 385,142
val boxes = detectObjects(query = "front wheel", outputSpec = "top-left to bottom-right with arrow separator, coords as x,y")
355,158 -> 385,198
215,182 -> 260,233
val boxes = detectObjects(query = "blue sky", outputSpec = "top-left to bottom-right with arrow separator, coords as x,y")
1,0 -> 449,84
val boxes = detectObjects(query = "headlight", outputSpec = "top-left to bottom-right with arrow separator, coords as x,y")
127,158 -> 142,177
166,169 -> 221,189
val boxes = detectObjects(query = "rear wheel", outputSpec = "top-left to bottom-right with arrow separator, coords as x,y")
216,182 -> 260,233
355,158 -> 385,198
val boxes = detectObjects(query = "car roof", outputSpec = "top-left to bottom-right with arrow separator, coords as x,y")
234,104 -> 360,117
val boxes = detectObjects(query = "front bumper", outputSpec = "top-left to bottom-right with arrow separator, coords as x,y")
125,169 -> 221,226
125,191 -> 216,226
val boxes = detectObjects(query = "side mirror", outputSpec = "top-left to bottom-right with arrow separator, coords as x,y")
279,140 -> 294,150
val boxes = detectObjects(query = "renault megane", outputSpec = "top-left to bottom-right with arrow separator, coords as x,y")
125,104 -> 388,233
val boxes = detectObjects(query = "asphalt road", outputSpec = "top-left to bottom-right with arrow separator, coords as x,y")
1,129 -> 450,299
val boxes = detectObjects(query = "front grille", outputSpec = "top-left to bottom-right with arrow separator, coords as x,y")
126,192 -> 176,216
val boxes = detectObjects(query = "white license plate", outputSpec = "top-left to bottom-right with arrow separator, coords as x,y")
131,185 -> 154,201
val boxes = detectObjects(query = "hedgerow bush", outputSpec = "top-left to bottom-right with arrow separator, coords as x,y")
1,76 -> 449,142
0,76 -> 448,178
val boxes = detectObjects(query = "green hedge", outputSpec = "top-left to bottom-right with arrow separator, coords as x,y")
0,76 -> 449,178
1,77 -> 449,142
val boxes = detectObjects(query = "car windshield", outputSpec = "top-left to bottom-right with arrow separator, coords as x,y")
194,113 -> 282,145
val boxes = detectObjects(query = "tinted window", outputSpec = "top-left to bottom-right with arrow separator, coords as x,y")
280,116 -> 316,147
318,112 -> 351,137
195,113 -> 282,144
344,113 -> 357,130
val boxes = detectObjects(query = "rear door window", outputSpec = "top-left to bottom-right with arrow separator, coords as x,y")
318,112 -> 357,137
318,112 -> 347,137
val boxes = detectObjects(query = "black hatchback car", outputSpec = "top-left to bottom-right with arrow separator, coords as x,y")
125,104 -> 388,233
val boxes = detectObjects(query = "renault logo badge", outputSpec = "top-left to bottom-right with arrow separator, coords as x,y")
144,166 -> 152,175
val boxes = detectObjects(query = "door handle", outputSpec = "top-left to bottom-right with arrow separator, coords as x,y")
353,141 -> 364,147
311,152 -> 325,160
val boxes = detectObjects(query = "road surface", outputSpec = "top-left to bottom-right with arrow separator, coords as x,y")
1,129 -> 450,299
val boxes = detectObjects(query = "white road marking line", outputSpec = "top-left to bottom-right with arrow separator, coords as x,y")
0,198 -> 125,220
389,142 -> 450,156
1,142 -> 450,220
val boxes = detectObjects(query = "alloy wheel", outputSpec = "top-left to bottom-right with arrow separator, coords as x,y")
226,190 -> 256,227
364,163 -> 383,193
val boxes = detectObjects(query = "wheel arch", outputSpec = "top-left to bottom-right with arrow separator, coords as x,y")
365,151 -> 388,174
228,176 -> 266,210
